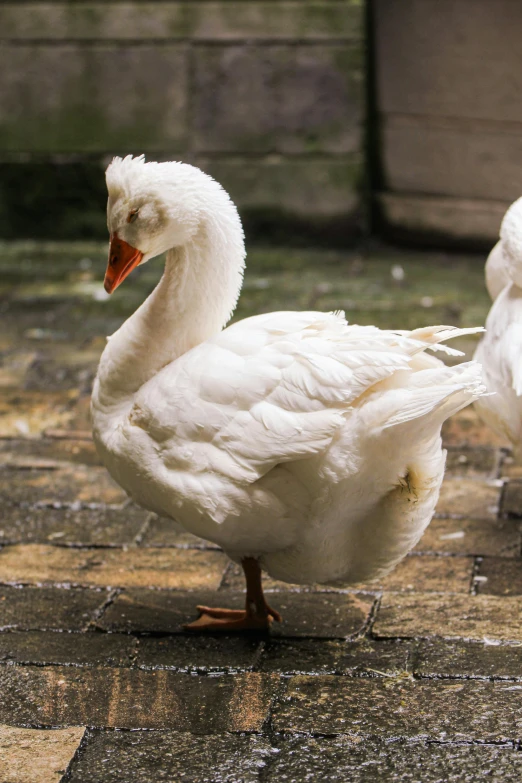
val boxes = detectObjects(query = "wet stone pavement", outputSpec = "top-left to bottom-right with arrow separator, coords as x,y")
0,242 -> 521,782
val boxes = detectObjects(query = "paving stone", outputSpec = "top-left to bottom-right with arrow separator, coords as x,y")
0,585 -> 107,631
226,556 -> 472,595
0,544 -> 227,589
360,554 -> 473,593
0,465 -> 127,507
414,516 -> 521,557
499,454 -> 522,479
0,666 -> 278,731
444,446 -> 499,478
0,436 -> 100,467
97,589 -> 245,634
259,639 -> 344,674
23,353 -> 97,393
140,514 -> 217,549
0,504 -> 149,545
0,390 -> 79,437
475,557 -> 522,596
502,480 -> 522,517
337,639 -> 413,677
0,724 -> 85,783
0,631 -> 137,667
414,639 -> 522,680
374,593 -> 522,643
0,350 -> 38,389
98,588 -> 372,639
267,592 -> 373,639
136,635 -> 261,673
272,676 -> 522,739
222,557 -> 472,596
267,736 -> 522,782
56,395 -> 93,434
435,479 -> 501,520
259,638 -> 412,676
68,729 -> 273,783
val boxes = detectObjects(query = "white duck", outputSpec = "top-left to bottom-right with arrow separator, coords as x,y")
474,197 -> 522,448
91,156 -> 485,631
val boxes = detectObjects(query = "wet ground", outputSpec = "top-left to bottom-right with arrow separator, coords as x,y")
1,242 -> 521,782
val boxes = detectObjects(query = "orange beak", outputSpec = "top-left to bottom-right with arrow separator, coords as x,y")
104,234 -> 144,294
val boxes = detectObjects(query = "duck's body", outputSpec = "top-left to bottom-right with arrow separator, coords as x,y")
92,156 -> 485,629
485,198 -> 522,303
474,197 -> 522,449
474,284 -> 522,446
485,240 -> 511,302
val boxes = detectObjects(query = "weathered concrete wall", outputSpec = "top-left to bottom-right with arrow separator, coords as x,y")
374,0 -> 522,246
0,1 -> 365,241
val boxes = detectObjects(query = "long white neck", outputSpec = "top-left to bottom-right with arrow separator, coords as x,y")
93,210 -> 245,410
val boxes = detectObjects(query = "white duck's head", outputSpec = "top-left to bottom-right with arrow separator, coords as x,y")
103,155 -> 243,294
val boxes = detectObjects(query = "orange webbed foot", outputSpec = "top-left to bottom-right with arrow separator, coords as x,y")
183,557 -> 281,633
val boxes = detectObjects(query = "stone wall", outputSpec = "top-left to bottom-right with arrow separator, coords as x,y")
0,1 -> 365,242
374,0 -> 522,246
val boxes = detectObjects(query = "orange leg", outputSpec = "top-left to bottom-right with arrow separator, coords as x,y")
184,557 -> 282,632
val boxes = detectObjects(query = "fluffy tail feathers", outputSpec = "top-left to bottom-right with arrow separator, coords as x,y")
406,325 -> 485,357
368,360 -> 487,435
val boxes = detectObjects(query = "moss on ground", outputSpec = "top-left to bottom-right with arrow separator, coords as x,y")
0,241 -> 490,347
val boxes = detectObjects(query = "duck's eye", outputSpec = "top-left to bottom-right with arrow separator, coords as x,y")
127,207 -> 140,224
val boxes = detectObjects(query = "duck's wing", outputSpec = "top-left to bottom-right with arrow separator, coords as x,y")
128,312 -> 477,521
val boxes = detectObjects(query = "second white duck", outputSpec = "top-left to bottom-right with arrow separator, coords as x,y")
91,156 -> 485,631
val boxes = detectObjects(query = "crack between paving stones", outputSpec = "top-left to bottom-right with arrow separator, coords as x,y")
87,587 -> 121,629
271,730 -> 522,745
426,739 -> 518,747
133,511 -> 153,545
0,581 -> 118,595
59,726 -> 93,783
0,539 -> 223,551
218,559 -> 236,591
260,675 -> 289,742
360,594 -> 381,641
0,658 -> 131,671
20,502 -> 127,512
413,671 -> 522,682
251,640 -> 267,672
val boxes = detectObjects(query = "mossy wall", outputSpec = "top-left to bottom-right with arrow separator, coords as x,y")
0,1 -> 365,244
373,0 -> 522,247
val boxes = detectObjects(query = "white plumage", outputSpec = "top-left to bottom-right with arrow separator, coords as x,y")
484,197 -> 522,302
91,156 -> 485,629
474,197 -> 522,449
485,240 -> 510,301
